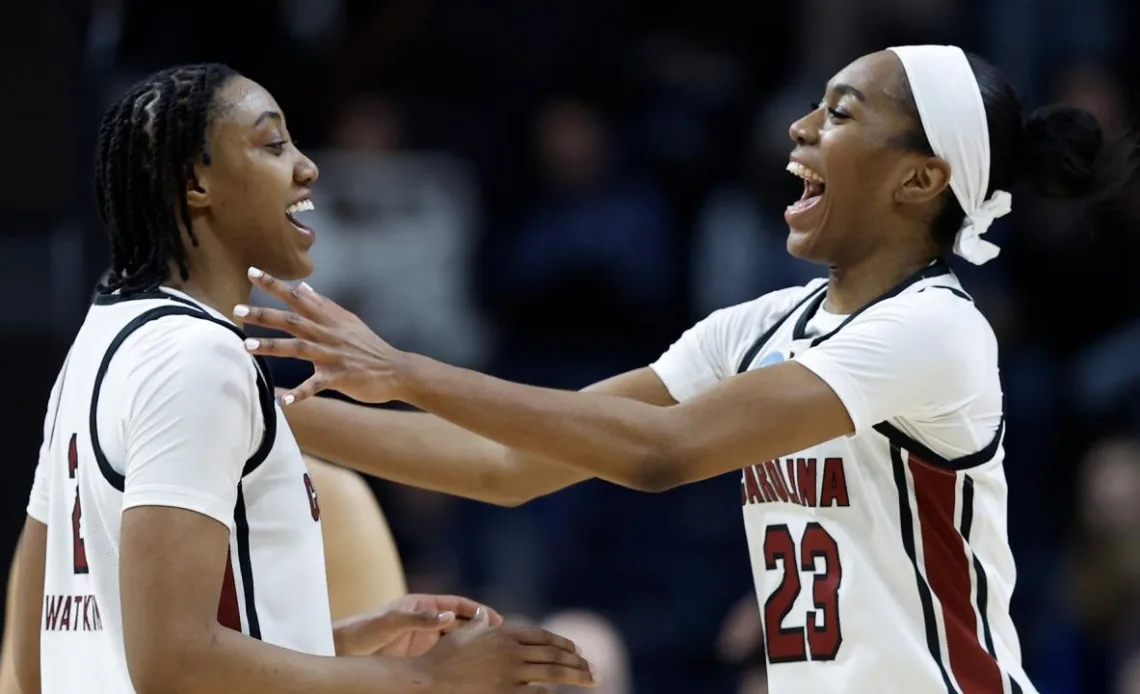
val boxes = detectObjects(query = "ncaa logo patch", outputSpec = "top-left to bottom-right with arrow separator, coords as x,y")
757,350 -> 789,368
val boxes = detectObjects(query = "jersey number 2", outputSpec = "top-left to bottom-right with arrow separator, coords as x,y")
68,434 -> 89,574
763,523 -> 842,663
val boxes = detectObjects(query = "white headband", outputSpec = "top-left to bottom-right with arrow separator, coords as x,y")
887,45 -> 1012,265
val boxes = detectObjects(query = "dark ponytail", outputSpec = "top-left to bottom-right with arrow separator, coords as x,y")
1020,104 -> 1131,200
895,52 -> 1135,252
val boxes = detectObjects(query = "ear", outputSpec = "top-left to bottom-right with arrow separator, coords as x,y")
894,156 -> 951,205
185,162 -> 210,210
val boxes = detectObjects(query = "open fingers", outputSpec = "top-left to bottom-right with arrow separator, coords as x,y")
521,645 -> 590,670
243,337 -> 331,362
278,375 -> 331,406
515,662 -> 597,688
428,596 -> 502,625
512,628 -> 581,656
234,305 -> 325,339
247,266 -> 326,321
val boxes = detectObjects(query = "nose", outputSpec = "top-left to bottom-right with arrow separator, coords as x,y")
788,109 -> 821,146
295,151 -> 319,186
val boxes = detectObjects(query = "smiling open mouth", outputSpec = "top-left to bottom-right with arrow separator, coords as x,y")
785,161 -> 826,215
286,198 -> 316,236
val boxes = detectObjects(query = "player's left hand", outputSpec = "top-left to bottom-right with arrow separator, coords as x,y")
334,594 -> 504,658
234,267 -> 409,406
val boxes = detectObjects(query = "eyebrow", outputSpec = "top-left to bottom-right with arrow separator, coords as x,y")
253,110 -> 283,127
831,83 -> 867,102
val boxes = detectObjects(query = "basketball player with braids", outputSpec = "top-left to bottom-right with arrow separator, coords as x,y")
12,64 -> 595,694
238,46 -> 1133,693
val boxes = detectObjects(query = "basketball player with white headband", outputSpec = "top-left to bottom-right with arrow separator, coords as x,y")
236,46 -> 1133,693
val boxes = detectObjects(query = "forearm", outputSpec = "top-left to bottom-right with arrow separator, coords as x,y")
12,520 -> 45,694
400,356 -> 678,491
134,625 -> 427,694
285,396 -> 587,505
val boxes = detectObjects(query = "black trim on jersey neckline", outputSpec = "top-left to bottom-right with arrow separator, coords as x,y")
93,288 -> 203,309
87,293 -> 273,642
791,258 -> 952,347
735,283 -> 827,375
732,259 -> 1002,471
88,304 -> 277,492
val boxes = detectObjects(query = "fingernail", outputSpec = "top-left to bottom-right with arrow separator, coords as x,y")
233,304 -> 250,318
437,611 -> 455,622
248,266 -> 264,279
299,281 -> 314,293
243,338 -> 260,351
281,393 -> 295,406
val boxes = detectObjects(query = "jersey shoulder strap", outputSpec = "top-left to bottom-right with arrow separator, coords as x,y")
735,284 -> 828,374
89,303 -> 277,491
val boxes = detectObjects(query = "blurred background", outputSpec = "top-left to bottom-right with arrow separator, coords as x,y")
2,0 -> 1140,692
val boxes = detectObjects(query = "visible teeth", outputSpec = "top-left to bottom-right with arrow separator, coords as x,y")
786,161 -> 824,183
286,199 -> 314,216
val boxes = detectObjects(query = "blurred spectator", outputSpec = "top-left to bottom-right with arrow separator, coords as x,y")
690,112 -> 821,316
302,93 -> 491,369
482,96 -> 679,387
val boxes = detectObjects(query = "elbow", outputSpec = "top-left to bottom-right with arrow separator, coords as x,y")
125,627 -> 211,694
127,650 -> 182,694
627,450 -> 688,493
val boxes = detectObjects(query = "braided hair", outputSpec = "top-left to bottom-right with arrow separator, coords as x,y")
94,63 -> 239,295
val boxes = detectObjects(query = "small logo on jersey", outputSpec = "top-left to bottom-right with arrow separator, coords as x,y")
757,350 -> 789,368
303,473 -> 321,522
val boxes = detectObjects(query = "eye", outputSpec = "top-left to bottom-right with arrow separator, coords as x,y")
810,102 -> 851,122
266,140 -> 289,155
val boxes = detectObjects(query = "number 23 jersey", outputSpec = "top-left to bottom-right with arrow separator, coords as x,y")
650,262 -> 1038,694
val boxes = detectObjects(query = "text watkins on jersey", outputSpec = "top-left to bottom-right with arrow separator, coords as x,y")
741,457 -> 850,508
43,593 -> 103,632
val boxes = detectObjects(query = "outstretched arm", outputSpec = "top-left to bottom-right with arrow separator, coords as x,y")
393,356 -> 852,491
241,269 -> 981,494
284,368 -> 676,505
238,273 -> 850,492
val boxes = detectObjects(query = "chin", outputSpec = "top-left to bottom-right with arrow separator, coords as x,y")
786,227 -> 829,264
263,251 -> 315,282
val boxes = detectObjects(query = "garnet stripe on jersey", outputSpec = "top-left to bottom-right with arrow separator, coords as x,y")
890,445 -> 957,694
216,488 -> 261,639
217,552 -> 241,631
909,454 -> 1004,694
962,478 -> 1027,694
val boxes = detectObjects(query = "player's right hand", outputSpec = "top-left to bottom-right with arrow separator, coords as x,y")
413,607 -> 598,692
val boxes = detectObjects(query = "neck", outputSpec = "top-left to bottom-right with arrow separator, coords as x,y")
165,255 -> 252,322
824,247 -> 938,314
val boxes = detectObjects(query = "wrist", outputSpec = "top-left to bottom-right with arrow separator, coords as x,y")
394,352 -> 437,404
382,655 -> 436,692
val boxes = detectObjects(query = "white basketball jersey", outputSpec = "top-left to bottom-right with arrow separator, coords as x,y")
651,260 -> 1038,694
27,287 -> 333,694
